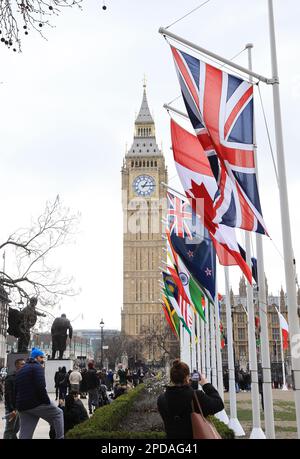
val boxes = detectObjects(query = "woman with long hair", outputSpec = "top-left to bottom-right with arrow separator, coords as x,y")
157,359 -> 224,439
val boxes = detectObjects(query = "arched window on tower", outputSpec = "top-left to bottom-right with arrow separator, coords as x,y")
154,161 -> 157,167
151,161 -> 153,167
131,161 -> 134,167
143,160 -> 145,167
147,161 -> 149,167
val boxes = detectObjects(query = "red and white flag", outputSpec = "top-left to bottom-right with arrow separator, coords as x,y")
277,310 -> 289,350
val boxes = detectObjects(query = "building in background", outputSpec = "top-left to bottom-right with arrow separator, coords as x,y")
219,277 -> 298,385
0,287 -> 10,368
121,84 -> 171,364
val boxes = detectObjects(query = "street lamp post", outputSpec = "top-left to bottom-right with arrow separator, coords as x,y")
100,318 -> 104,369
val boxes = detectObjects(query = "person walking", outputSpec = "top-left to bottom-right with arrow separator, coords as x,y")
86,361 -> 99,414
157,359 -> 224,439
3,358 -> 25,439
15,347 -> 64,439
69,367 -> 82,393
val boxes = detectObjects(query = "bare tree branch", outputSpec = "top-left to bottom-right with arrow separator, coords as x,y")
0,195 -> 80,309
0,0 -> 83,51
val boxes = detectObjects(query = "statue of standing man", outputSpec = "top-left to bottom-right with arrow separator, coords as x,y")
7,297 -> 46,352
51,314 -> 73,359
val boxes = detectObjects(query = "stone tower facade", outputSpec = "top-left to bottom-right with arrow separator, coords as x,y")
121,85 -> 167,363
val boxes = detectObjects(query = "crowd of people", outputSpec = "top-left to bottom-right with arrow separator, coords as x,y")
1,347 -> 150,439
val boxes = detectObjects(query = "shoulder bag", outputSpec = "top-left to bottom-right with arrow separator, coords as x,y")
190,392 -> 222,439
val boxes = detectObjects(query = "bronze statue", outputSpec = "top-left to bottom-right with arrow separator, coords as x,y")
51,314 -> 73,359
7,297 -> 46,352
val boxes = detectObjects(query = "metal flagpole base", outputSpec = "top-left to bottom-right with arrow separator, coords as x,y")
228,417 -> 245,437
281,384 -> 288,391
250,427 -> 266,439
215,409 -> 229,425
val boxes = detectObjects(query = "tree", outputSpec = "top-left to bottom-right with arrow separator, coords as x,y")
0,0 -> 82,51
94,332 -> 143,370
0,195 -> 80,311
141,317 -> 180,365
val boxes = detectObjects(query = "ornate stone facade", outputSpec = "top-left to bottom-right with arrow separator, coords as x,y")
219,278 -> 297,373
121,85 -> 168,363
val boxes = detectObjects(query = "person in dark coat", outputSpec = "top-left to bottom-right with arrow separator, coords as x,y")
63,392 -> 88,432
86,362 -> 100,414
15,347 -> 64,439
3,358 -> 25,439
54,367 -> 61,401
49,391 -> 89,438
157,359 -> 224,439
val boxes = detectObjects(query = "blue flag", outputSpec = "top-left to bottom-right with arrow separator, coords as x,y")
170,228 -> 216,303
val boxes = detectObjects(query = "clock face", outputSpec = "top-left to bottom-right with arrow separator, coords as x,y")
133,175 -> 155,197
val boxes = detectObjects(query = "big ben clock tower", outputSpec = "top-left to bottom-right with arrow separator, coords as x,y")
121,84 -> 167,363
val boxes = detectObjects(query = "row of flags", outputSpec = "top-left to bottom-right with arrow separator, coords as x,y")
160,43 -> 289,352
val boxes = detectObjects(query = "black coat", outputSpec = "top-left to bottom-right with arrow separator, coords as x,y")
15,359 -> 50,411
157,383 -> 224,439
63,400 -> 89,433
4,371 -> 17,412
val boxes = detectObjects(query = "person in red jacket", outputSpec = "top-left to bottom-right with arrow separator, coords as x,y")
157,359 -> 224,439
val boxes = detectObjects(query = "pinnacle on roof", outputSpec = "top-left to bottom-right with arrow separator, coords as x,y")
135,83 -> 154,124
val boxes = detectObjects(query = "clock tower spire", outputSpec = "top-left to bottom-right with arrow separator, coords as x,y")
121,84 -> 168,363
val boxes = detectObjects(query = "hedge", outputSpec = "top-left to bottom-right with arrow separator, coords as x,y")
66,383 -> 235,439
66,384 -> 145,439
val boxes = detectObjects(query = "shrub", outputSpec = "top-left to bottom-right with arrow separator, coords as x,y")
208,416 -> 235,439
66,383 -> 235,440
66,384 -> 145,439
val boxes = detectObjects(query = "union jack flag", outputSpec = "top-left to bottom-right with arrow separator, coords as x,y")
167,192 -> 194,238
171,46 -> 267,235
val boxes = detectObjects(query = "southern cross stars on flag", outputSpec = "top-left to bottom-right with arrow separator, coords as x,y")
167,192 -> 193,238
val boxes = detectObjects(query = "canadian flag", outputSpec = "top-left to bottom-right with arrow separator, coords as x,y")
278,310 -> 289,350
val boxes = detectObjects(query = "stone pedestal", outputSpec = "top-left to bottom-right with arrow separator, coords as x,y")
45,359 -> 73,393
7,352 -> 29,375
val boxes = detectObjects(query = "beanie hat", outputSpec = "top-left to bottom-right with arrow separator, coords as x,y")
31,347 -> 44,359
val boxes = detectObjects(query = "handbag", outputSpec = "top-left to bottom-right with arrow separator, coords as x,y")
190,392 -> 222,439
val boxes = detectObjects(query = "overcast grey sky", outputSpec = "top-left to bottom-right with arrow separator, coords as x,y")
0,0 -> 299,331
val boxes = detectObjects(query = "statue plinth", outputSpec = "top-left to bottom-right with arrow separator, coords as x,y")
7,351 -> 30,375
44,358 -> 74,393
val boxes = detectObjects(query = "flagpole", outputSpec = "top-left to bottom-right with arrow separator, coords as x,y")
246,241 -> 266,439
180,321 -> 184,361
215,300 -> 224,397
268,0 -> 300,436
245,228 -> 265,439
205,298 -> 211,383
196,313 -> 201,372
210,298 -> 217,388
224,267 -> 245,436
275,305 -> 288,391
200,310 -> 206,376
214,277 -> 229,425
247,43 -> 275,439
191,311 -> 197,371
158,27 -> 273,84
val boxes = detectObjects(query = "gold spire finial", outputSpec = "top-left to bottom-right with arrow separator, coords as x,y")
143,74 -> 147,88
